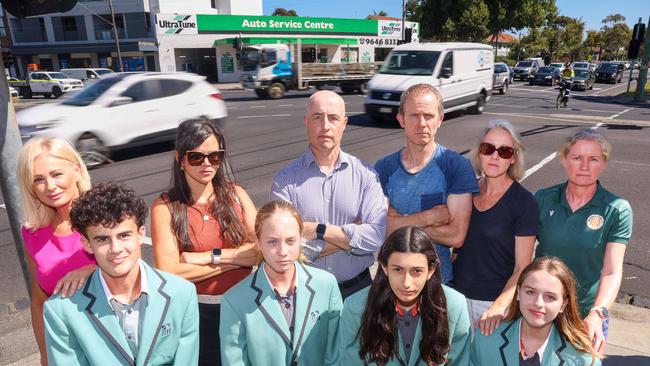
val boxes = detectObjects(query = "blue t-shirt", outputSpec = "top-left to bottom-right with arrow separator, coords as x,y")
374,145 -> 479,283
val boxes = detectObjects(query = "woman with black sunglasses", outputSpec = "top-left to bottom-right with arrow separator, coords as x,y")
150,118 -> 258,366
452,120 -> 539,338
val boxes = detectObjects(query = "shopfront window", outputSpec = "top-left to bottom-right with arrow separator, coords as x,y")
341,47 -> 359,63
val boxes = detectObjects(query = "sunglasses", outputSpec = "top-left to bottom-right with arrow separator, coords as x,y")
479,143 -> 516,159
185,150 -> 225,166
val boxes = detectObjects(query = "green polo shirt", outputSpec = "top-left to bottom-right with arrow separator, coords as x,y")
534,182 -> 633,317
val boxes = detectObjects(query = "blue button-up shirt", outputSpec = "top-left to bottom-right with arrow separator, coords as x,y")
271,148 -> 387,282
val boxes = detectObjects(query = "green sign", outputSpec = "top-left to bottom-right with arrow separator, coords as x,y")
197,15 -> 377,36
221,52 -> 234,73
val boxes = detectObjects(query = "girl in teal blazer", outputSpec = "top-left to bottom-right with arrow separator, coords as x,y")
471,257 -> 601,366
220,200 -> 343,366
339,226 -> 471,366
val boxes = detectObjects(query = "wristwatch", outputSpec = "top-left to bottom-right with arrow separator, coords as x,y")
316,223 -> 327,240
211,248 -> 222,265
589,306 -> 609,320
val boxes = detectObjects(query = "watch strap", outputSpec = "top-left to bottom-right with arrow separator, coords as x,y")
316,223 -> 326,240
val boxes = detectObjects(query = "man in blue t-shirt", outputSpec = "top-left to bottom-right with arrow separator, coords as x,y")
374,84 -> 478,283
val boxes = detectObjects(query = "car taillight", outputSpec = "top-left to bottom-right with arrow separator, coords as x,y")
210,93 -> 223,100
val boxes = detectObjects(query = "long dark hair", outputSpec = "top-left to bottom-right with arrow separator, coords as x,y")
165,118 -> 247,249
357,226 -> 450,365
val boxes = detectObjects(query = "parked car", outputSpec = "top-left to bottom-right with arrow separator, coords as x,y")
571,68 -> 595,91
571,62 -> 591,70
18,72 -> 227,167
9,85 -> 19,98
513,59 -> 542,80
595,62 -> 624,83
493,62 -> 510,94
549,63 -> 565,72
529,66 -> 561,85
9,71 -> 83,98
60,68 -> 115,86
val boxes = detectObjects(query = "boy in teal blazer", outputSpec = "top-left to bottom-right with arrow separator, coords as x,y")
220,262 -> 343,366
44,183 -> 199,366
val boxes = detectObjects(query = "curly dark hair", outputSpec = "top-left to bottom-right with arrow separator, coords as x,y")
357,226 -> 450,365
70,182 -> 148,238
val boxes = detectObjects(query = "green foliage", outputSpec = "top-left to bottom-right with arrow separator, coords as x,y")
367,10 -> 389,19
484,0 -> 556,42
271,8 -> 298,16
495,56 -> 516,66
418,0 -> 490,41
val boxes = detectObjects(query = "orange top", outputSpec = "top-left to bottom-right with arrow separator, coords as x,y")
186,201 -> 251,295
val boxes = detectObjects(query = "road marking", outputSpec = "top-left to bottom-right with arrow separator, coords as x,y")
612,160 -> 650,167
278,104 -> 293,107
250,105 -> 266,108
235,114 -> 292,119
591,82 -> 630,96
608,107 -> 633,119
521,122 -> 603,182
488,103 -> 620,114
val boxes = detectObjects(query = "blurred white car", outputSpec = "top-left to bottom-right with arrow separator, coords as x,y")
9,86 -> 19,98
18,72 -> 227,166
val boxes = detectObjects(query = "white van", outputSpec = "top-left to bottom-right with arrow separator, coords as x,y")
60,68 -> 115,85
365,42 -> 493,121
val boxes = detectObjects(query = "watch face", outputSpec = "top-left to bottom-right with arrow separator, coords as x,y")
212,248 -> 222,256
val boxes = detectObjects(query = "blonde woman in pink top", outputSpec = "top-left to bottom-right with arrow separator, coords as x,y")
17,137 -> 96,366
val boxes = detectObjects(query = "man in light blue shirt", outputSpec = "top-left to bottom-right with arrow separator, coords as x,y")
271,90 -> 387,299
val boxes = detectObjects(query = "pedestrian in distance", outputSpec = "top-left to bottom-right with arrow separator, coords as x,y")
17,137 -> 97,366
534,129 -> 633,355
271,90 -> 387,300
339,226 -> 471,366
470,256 -> 601,366
374,83 -> 478,285
44,183 -> 199,365
150,118 -> 258,366
220,200 -> 343,366
453,120 -> 539,337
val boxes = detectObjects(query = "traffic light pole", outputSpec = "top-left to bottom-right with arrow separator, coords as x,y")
0,61 -> 31,296
634,15 -> 650,102
108,0 -> 123,72
627,18 -> 642,94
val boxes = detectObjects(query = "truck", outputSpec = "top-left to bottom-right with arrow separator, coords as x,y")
9,71 -> 84,99
240,43 -> 376,99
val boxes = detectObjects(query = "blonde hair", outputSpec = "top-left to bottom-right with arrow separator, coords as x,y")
505,257 -> 599,364
17,137 -> 91,230
559,129 -> 611,162
470,120 -> 525,181
254,200 -> 308,264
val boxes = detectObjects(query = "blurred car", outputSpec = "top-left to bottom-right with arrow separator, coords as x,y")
571,61 -> 591,70
529,66 -> 561,85
595,62 -> 624,83
9,86 -> 19,98
513,59 -> 542,80
493,62 -> 511,94
18,72 -> 227,167
549,63 -> 565,72
571,68 -> 595,91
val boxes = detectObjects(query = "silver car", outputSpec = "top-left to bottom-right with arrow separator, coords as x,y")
493,62 -> 511,94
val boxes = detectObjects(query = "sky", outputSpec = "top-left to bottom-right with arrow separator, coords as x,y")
262,0 -> 649,33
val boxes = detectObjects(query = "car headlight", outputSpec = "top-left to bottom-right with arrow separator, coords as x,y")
545,76 -> 551,79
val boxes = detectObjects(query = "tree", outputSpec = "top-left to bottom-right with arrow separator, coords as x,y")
272,8 -> 297,16
367,10 -> 388,19
418,0 -> 489,41
599,14 -> 631,60
542,15 -> 584,61
484,0 -> 556,50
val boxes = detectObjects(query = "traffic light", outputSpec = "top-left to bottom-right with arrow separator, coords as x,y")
232,37 -> 241,52
628,23 -> 646,60
405,27 -> 413,43
1,0 -> 78,18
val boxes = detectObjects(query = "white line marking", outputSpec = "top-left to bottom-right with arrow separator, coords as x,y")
591,82 -> 629,96
235,114 -> 292,119
488,103 -> 620,114
250,105 -> 265,108
611,160 -> 650,167
278,104 -> 293,107
608,107 -> 633,119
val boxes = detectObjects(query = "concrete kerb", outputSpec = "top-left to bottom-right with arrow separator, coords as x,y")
212,82 -> 244,91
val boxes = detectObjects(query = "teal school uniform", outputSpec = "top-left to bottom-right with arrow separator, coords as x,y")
44,261 -> 199,366
339,285 -> 471,366
220,263 -> 343,366
470,318 -> 600,366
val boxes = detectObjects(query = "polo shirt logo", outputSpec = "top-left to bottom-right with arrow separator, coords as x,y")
549,210 -> 554,217
586,214 -> 604,230
160,322 -> 172,337
310,310 -> 320,324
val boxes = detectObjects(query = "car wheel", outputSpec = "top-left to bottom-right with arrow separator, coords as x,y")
470,94 -> 486,114
340,85 -> 356,94
76,133 -> 112,168
267,82 -> 285,99
500,81 -> 508,95
254,88 -> 267,98
52,86 -> 63,98
358,82 -> 369,94
43,93 -> 52,99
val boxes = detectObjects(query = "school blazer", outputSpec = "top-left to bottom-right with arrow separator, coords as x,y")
43,261 -> 199,366
339,285 -> 471,366
220,263 -> 343,366
470,318 -> 601,366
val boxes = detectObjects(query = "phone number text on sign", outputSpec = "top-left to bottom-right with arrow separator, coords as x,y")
359,38 -> 399,46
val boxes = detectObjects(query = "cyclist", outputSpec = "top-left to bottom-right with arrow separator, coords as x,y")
558,62 -> 574,107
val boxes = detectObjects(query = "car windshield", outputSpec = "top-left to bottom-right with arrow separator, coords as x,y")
47,72 -> 69,79
575,70 -> 589,78
550,63 -> 563,68
61,76 -> 124,106
573,63 -> 589,68
538,67 -> 555,73
380,51 -> 441,75
600,63 -> 618,71
516,61 -> 532,67
494,64 -> 508,73
241,48 -> 261,72
95,69 -> 114,75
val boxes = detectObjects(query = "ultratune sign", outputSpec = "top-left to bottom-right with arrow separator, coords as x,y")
377,20 -> 420,38
157,14 -> 198,35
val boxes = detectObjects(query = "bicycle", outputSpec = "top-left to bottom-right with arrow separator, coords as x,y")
556,79 -> 571,109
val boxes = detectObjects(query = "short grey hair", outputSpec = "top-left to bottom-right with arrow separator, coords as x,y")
470,119 -> 526,181
558,128 -> 611,162
399,83 -> 444,117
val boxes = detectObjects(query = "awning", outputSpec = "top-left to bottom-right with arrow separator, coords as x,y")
213,37 -> 358,47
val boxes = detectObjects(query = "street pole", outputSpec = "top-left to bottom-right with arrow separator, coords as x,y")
401,0 -> 406,42
627,18 -> 642,94
0,61 -> 30,296
108,0 -> 123,72
634,15 -> 650,102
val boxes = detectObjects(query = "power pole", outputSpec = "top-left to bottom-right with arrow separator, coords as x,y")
108,0 -> 123,71
634,15 -> 650,102
401,0 -> 406,42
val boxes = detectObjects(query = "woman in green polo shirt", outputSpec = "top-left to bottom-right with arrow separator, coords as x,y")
534,129 -> 633,355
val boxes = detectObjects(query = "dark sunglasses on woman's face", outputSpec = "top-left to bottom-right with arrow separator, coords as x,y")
479,142 -> 515,159
185,150 -> 225,166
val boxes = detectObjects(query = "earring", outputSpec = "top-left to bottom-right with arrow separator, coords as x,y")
180,165 -> 184,171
